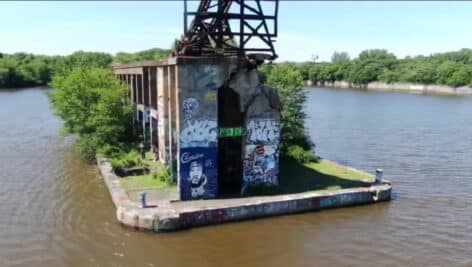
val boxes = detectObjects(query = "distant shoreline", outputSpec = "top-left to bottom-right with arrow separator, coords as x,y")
306,80 -> 472,96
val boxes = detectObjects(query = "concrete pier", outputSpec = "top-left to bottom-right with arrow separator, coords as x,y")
98,157 -> 392,232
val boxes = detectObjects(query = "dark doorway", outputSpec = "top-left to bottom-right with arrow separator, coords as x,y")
218,86 -> 244,196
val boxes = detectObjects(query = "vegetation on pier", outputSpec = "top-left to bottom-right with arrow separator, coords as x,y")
261,63 -> 318,162
50,67 -> 135,160
294,48 -> 472,87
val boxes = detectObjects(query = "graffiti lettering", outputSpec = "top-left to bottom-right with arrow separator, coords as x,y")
181,119 -> 218,148
247,119 -> 280,144
183,97 -> 199,120
181,152 -> 204,164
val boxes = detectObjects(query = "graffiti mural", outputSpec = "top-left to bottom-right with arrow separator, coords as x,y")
144,107 -> 151,124
246,119 -> 280,144
179,148 -> 218,200
183,97 -> 200,120
178,64 -> 222,200
243,145 -> 279,190
180,119 -> 218,148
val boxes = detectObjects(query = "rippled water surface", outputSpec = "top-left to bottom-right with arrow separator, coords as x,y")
0,87 -> 471,267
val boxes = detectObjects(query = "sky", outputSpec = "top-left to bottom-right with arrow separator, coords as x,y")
1,1 -> 472,62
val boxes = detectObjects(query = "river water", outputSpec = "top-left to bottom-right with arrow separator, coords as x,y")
0,87 -> 471,267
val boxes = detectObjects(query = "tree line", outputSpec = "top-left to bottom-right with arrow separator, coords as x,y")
0,48 -> 171,89
294,48 -> 472,87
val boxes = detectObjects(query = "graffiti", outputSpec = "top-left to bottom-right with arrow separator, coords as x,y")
181,151 -> 204,164
189,161 -> 207,198
243,144 -> 279,189
205,91 -> 217,101
182,64 -> 222,90
150,109 -> 158,119
179,148 -> 218,200
183,97 -> 200,120
180,119 -> 218,148
143,108 -> 150,123
247,119 -> 280,144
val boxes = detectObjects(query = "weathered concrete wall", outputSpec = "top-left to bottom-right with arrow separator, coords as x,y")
309,80 -> 472,95
229,69 -> 282,193
114,58 -> 282,200
177,61 -> 230,200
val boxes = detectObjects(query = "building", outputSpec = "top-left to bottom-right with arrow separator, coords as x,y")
112,56 -> 281,200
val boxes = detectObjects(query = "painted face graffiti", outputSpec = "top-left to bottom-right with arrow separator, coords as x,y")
188,160 -> 207,199
180,119 -> 218,148
247,119 -> 280,145
183,97 -> 200,120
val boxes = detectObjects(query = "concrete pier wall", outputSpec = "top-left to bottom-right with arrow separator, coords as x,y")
97,157 -> 392,232
308,80 -> 472,95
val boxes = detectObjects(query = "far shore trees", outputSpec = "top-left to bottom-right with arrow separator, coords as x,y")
0,48 -> 172,89
298,48 -> 472,87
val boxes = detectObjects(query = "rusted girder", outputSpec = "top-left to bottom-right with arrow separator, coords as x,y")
174,0 -> 279,62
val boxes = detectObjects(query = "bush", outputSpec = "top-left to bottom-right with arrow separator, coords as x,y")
49,67 -> 134,159
262,64 -> 314,153
109,150 -> 147,169
286,145 -> 317,163
153,166 -> 173,186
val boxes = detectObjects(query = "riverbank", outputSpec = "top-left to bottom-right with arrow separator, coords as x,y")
306,80 -> 472,96
97,156 -> 392,232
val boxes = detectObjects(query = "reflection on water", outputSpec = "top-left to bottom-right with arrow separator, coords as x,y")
0,87 -> 471,267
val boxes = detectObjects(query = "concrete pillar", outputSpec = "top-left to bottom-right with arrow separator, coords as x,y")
168,66 -> 178,181
157,67 -> 169,164
149,67 -> 158,149
175,65 -> 181,191
177,62 -> 221,200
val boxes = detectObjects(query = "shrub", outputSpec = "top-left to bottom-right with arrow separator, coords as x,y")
286,145 -> 317,163
49,67 -> 134,160
109,150 -> 145,169
262,64 -> 314,152
153,166 -> 173,186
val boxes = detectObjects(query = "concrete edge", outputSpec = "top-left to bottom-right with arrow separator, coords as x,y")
97,157 -> 392,232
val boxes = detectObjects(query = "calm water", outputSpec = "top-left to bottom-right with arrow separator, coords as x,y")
0,87 -> 471,267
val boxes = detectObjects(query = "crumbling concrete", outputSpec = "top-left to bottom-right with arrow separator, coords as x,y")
98,157 -> 392,232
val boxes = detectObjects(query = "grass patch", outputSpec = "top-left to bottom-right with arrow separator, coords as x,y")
112,149 -> 176,192
305,159 -> 373,181
120,173 -> 170,192
279,157 -> 373,194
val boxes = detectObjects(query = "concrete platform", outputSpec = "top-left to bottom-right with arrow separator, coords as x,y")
97,157 -> 392,232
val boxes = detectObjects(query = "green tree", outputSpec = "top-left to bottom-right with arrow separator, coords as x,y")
446,66 -> 472,87
114,48 -> 171,63
54,51 -> 113,76
261,64 -> 313,153
50,68 -> 133,159
331,51 -> 350,65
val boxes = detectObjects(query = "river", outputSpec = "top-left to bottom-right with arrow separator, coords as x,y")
0,87 -> 471,267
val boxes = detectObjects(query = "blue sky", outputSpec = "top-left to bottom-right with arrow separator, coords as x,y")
1,1 -> 472,62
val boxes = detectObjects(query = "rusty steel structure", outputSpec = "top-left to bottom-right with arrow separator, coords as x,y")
174,0 -> 279,62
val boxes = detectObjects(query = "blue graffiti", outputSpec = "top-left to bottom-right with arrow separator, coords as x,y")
179,147 -> 218,200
